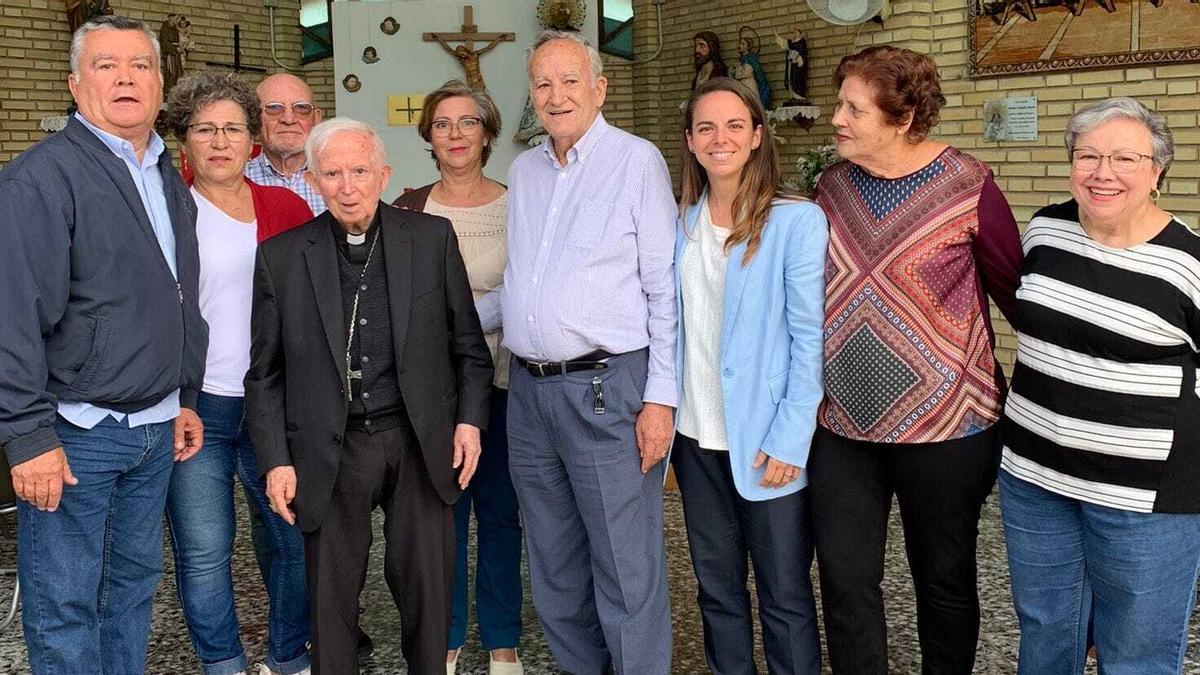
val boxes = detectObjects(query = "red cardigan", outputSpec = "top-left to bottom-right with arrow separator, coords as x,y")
186,177 -> 314,243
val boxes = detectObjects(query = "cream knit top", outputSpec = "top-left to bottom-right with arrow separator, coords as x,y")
426,192 -> 510,389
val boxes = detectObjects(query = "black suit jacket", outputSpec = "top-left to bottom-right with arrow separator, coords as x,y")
245,203 -> 493,532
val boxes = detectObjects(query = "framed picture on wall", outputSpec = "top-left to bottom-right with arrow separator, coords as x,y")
968,0 -> 1200,77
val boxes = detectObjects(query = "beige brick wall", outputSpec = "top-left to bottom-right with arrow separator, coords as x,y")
604,0 -> 1200,369
0,0 -> 334,165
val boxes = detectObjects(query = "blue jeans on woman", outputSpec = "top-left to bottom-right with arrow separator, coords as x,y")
999,470 -> 1200,675
449,388 -> 523,651
166,392 -> 311,675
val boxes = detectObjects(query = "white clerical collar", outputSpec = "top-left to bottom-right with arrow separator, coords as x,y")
346,231 -> 367,245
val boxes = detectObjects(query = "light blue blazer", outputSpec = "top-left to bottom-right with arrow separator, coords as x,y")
674,196 -> 829,501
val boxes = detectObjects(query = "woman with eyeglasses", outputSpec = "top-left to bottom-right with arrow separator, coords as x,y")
393,79 -> 523,675
164,71 -> 315,675
1000,97 -> 1200,674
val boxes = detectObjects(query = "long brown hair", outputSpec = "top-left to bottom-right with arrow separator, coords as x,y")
679,77 -> 785,265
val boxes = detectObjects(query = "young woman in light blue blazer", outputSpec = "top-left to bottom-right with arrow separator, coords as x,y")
672,77 -> 828,674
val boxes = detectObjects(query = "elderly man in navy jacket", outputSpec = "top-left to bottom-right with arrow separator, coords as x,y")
0,16 -> 207,674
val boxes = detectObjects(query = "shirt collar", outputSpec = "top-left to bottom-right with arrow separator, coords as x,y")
74,112 -> 164,168
252,152 -> 307,180
541,113 -> 608,169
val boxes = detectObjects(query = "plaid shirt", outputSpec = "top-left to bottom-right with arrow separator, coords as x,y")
244,153 -> 325,215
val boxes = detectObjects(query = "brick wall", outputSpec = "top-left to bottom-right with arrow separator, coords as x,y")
0,0 -> 334,165
606,0 -> 1200,369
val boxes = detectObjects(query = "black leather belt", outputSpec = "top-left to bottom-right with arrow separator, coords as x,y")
515,350 -> 613,377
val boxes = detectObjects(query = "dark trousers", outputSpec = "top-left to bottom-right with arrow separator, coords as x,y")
807,426 -> 1000,675
672,434 -> 821,675
449,388 -> 523,651
303,422 -> 453,675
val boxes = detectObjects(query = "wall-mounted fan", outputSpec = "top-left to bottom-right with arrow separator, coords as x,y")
808,0 -> 890,25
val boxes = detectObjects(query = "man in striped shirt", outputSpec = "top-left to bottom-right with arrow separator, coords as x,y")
244,73 -> 326,215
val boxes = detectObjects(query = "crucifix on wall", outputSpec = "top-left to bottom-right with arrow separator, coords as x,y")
422,6 -> 514,91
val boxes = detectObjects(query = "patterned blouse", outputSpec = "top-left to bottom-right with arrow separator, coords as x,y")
815,147 -> 1022,444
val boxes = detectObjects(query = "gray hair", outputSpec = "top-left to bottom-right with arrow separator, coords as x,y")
1065,97 -> 1174,180
524,29 -> 604,83
69,15 -> 161,77
164,71 -> 262,142
305,117 -> 388,171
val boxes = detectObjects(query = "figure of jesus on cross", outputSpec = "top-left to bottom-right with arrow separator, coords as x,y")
423,5 -> 514,91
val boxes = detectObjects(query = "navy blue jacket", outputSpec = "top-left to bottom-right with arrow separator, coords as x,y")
0,116 -> 207,467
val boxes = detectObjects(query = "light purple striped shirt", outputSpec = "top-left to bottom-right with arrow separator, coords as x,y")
502,114 -> 678,406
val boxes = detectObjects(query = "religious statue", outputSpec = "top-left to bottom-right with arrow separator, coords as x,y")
692,31 -> 728,91
430,35 -> 506,91
423,6 -> 514,92
342,73 -> 362,93
380,16 -> 400,35
730,27 -> 770,108
362,46 -> 379,64
159,13 -> 192,97
65,0 -> 112,35
775,27 -> 809,104
538,0 -> 586,30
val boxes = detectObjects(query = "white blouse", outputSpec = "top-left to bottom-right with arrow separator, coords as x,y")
677,199 -> 731,451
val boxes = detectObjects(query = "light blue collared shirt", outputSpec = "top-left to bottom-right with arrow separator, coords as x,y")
502,114 -> 678,406
58,113 -> 181,429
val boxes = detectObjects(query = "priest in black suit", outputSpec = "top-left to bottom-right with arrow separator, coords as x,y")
245,117 -> 493,675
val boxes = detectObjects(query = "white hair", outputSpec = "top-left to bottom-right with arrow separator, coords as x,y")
525,29 -> 604,83
69,15 -> 161,77
305,117 -> 388,171
1065,97 -> 1174,175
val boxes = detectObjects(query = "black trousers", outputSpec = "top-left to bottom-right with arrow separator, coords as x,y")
671,434 -> 822,675
807,426 -> 1000,675
303,422 -> 454,675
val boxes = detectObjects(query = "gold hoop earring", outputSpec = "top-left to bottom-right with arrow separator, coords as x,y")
1151,187 -> 1161,202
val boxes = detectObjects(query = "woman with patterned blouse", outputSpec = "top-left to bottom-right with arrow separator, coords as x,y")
1001,98 -> 1200,674
810,46 -> 1023,674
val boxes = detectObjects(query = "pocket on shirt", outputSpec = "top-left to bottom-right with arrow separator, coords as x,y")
566,200 -> 612,248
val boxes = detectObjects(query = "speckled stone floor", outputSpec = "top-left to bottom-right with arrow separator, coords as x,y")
0,489 -> 1198,674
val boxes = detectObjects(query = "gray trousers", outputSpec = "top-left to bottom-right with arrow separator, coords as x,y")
507,349 -> 671,675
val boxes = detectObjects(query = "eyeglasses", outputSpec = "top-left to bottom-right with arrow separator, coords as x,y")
1070,150 -> 1155,174
262,101 -> 316,118
431,117 -> 483,137
187,123 -> 250,143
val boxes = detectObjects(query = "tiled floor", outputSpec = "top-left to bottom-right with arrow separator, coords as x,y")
0,490 -> 1198,674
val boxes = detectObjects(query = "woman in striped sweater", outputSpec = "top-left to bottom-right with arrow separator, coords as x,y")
1001,97 -> 1200,674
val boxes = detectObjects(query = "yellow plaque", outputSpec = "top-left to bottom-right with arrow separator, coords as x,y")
387,94 -> 425,126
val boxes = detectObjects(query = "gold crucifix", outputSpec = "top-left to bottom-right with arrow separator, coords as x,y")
422,5 -> 514,91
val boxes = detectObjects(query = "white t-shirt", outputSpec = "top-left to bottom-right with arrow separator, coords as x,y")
193,187 -> 258,397
677,199 -> 731,451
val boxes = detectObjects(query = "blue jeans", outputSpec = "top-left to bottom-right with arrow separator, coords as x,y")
167,392 -> 310,674
999,470 -> 1200,675
449,388 -> 523,651
18,415 -> 175,674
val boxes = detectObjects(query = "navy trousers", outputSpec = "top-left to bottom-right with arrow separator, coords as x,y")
506,349 -> 671,675
449,388 -> 523,651
672,434 -> 821,675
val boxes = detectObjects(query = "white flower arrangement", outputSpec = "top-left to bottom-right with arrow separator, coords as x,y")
790,143 -> 841,196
